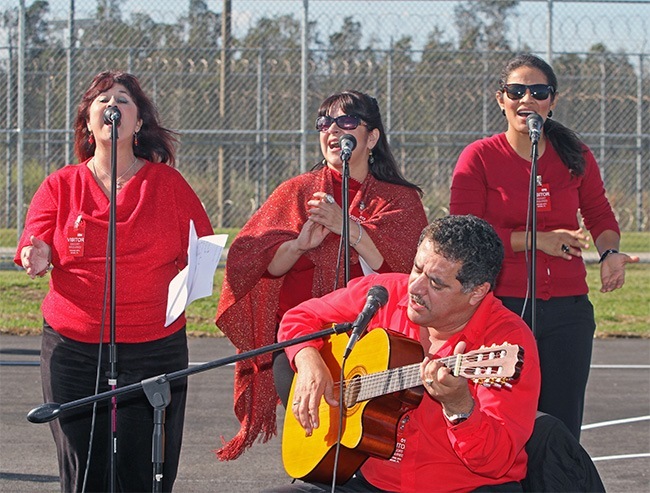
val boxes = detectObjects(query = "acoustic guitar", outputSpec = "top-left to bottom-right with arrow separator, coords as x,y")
282,328 -> 524,484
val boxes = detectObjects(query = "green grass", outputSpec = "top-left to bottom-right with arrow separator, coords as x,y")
3,229 -> 648,250
3,228 -> 648,337
1,263 -> 648,338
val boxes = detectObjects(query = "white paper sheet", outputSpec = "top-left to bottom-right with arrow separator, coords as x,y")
165,220 -> 227,327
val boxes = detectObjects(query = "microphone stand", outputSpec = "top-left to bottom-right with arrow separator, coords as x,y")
528,140 -> 539,337
106,109 -> 120,491
27,322 -> 353,493
341,154 -> 350,286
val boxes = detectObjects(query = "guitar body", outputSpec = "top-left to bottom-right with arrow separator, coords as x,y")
282,328 -> 424,484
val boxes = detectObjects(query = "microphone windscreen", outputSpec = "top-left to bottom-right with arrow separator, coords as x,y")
368,285 -> 389,306
526,113 -> 543,131
339,134 -> 357,150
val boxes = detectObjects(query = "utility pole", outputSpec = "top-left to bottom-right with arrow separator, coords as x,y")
218,0 -> 232,227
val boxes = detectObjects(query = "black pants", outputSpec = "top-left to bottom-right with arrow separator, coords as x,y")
40,323 -> 188,492
262,474 -> 521,492
499,295 -> 596,440
273,350 -> 294,409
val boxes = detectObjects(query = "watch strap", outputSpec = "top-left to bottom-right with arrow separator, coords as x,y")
443,401 -> 475,425
599,249 -> 619,263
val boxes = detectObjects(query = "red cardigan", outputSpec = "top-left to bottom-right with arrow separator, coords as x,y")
15,160 -> 213,343
450,133 -> 619,299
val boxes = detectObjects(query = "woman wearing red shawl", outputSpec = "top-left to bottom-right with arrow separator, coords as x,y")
215,90 -> 428,460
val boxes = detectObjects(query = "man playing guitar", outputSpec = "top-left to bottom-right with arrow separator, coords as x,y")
269,215 -> 541,493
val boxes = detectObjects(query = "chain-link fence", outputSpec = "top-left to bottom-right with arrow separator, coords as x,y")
1,0 -> 648,235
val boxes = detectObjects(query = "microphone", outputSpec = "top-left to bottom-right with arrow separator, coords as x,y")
343,285 -> 389,358
526,113 -> 543,144
103,106 -> 121,126
339,134 -> 357,161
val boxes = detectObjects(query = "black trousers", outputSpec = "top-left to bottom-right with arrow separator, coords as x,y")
262,474 -> 522,492
40,323 -> 189,492
499,295 -> 596,440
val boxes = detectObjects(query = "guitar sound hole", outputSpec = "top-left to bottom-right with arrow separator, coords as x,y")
344,375 -> 362,408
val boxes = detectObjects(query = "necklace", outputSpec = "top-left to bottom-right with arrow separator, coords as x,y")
91,156 -> 139,190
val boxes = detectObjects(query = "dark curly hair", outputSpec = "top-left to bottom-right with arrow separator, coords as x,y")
419,215 -> 504,292
73,71 -> 177,165
313,90 -> 423,195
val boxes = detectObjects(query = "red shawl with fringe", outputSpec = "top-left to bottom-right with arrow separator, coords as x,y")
214,166 -> 428,460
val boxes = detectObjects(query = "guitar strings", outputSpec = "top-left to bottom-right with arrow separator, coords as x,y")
334,353 -> 512,406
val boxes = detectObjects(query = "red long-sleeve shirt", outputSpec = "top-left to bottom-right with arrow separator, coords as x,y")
279,273 -> 541,492
15,160 -> 213,343
450,133 -> 619,299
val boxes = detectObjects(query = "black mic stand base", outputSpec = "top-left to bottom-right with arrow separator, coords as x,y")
142,375 -> 171,493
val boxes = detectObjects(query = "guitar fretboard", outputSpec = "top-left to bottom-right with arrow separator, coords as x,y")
353,363 -> 421,402
341,347 -> 519,407
344,354 -> 464,405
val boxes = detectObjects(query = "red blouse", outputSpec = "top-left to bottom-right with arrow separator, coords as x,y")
15,161 -> 213,343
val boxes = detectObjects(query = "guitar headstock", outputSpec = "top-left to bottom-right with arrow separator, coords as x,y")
456,343 -> 524,388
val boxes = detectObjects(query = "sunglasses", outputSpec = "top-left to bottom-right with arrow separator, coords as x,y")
502,83 -> 555,101
315,114 -> 365,132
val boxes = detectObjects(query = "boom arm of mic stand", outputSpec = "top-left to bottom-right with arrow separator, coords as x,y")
26,322 -> 353,424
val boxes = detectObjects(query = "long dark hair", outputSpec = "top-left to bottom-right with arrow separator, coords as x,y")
499,54 -> 586,176
73,71 -> 178,165
314,90 -> 423,195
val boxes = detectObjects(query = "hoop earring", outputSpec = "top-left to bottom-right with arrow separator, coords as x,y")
547,110 -> 553,118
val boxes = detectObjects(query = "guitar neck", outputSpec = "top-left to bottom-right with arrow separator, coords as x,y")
353,362 -> 422,403
345,345 -> 520,405
351,352 -> 464,403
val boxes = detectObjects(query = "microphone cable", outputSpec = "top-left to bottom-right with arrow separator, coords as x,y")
332,229 -> 345,292
81,233 -> 112,493
330,355 -> 349,492
520,159 -> 538,322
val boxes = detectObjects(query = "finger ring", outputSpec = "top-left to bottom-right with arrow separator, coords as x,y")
561,244 -> 570,253
323,194 -> 335,204
425,379 -> 433,386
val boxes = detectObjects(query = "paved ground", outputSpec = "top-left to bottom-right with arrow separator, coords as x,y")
1,334 -> 649,492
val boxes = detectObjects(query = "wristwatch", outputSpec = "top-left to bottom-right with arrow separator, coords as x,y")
443,401 -> 475,425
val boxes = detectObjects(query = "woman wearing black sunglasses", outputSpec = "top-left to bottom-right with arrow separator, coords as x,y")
450,53 -> 639,441
215,90 -> 428,460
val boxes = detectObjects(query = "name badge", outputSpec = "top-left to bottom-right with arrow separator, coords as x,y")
67,215 -> 86,256
536,183 -> 552,212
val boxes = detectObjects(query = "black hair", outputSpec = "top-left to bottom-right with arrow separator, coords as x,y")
499,53 -> 586,176
313,90 -> 423,195
419,215 -> 504,292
